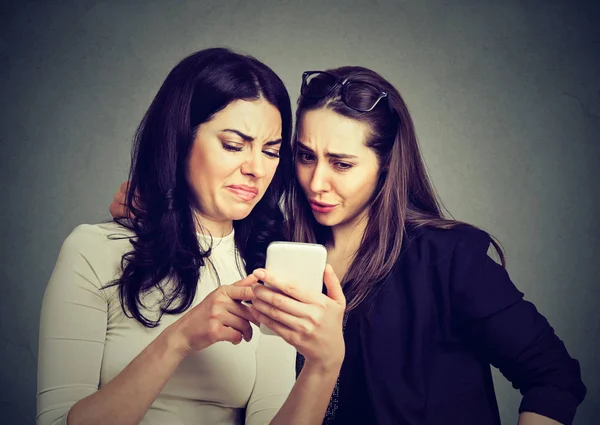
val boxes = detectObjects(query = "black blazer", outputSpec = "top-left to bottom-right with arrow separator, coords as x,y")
342,225 -> 586,425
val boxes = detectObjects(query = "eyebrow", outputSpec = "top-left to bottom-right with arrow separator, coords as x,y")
221,129 -> 282,146
296,140 -> 358,160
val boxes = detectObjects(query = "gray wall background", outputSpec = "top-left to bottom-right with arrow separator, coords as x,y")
1,0 -> 598,424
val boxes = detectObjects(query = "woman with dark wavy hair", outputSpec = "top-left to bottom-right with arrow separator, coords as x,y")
37,48 -> 345,425
249,67 -> 586,425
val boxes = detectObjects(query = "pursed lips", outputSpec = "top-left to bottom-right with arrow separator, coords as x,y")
227,184 -> 259,201
308,199 -> 338,213
309,199 -> 336,207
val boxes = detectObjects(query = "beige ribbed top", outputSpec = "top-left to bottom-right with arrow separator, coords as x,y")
37,222 -> 296,425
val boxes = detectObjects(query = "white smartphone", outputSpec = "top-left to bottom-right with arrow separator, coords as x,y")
259,241 -> 328,336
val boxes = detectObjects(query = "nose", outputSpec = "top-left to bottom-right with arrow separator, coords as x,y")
309,162 -> 330,193
241,148 -> 266,179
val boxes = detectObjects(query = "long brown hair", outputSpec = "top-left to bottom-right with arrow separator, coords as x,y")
285,66 -> 505,311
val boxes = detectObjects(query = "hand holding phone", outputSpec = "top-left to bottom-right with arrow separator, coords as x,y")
250,242 -> 346,372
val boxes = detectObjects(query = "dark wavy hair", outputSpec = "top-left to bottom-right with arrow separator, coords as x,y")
110,48 -> 292,327
285,66 -> 504,311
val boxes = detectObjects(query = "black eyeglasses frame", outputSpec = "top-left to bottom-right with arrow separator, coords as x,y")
301,70 -> 389,113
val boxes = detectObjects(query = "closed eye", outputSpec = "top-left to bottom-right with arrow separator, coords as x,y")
263,150 -> 280,159
222,142 -> 243,152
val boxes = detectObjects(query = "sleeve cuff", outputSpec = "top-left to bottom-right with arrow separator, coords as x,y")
519,386 -> 583,425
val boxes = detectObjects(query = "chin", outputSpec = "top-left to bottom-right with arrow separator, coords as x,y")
312,213 -> 341,227
228,204 -> 257,221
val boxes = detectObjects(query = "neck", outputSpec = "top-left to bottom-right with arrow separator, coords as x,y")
329,210 -> 369,260
193,210 -> 233,238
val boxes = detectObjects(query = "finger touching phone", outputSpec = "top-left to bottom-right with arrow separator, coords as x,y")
260,242 -> 327,336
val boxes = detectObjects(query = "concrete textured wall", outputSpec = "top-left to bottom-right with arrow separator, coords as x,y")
1,1 -> 598,424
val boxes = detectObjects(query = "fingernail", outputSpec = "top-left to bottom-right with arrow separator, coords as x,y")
253,270 -> 265,279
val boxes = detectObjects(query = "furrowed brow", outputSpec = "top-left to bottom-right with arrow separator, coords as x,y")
296,141 -> 314,152
221,129 -> 254,141
327,152 -> 358,160
296,141 -> 357,159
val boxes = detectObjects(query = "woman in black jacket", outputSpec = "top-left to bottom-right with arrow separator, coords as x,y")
250,67 -> 586,425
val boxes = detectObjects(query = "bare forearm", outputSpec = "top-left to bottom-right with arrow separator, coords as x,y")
269,362 -> 340,425
67,329 -> 187,425
518,412 -> 563,425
